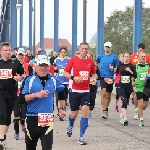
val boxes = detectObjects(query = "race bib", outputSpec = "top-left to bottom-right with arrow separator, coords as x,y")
58,69 -> 64,76
139,72 -> 147,80
104,78 -> 113,84
38,113 -> 54,127
121,76 -> 130,83
0,69 -> 13,79
79,71 -> 89,80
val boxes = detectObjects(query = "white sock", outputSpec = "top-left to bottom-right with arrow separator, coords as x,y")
140,117 -> 143,121
124,118 -> 127,120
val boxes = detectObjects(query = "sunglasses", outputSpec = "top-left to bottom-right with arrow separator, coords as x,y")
75,53 -> 79,54
105,46 -> 110,48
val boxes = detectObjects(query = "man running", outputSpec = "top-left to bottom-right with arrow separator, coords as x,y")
134,52 -> 149,126
63,42 -> 96,145
96,41 -> 119,119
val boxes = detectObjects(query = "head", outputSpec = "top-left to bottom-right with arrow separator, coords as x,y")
16,48 -> 26,63
138,52 -> 146,64
14,48 -> 18,55
79,42 -> 89,58
123,53 -> 130,64
38,50 -> 47,56
118,53 -> 124,63
35,55 -> 50,77
87,52 -> 93,59
0,42 -> 11,59
75,50 -> 80,56
53,51 -> 58,57
104,42 -> 112,54
26,49 -> 31,56
137,43 -> 145,53
59,47 -> 67,58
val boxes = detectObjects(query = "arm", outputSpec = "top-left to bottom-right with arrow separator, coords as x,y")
96,66 -> 101,80
131,65 -> 137,79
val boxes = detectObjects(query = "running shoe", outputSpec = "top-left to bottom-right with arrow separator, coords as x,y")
115,106 -> 119,112
0,141 -> 7,150
78,137 -> 87,145
14,133 -> 19,140
101,111 -> 108,119
66,126 -> 72,137
139,120 -> 144,127
124,119 -> 128,126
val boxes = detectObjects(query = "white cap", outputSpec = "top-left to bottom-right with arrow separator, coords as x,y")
17,48 -> 25,55
104,41 -> 112,47
35,55 -> 50,65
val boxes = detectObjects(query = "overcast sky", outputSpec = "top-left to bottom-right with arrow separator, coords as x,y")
2,0 -> 150,47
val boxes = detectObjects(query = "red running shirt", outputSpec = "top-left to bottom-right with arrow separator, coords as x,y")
64,56 -> 96,91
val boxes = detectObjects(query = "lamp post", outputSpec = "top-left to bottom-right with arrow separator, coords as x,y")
16,0 -> 36,56
83,0 -> 87,42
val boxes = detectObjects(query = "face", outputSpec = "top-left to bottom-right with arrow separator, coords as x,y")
124,53 -> 130,63
138,48 -> 144,53
139,52 -> 146,63
75,50 -> 79,56
104,46 -> 112,53
35,64 -> 49,77
26,50 -> 31,56
1,46 -> 11,58
79,44 -> 89,57
53,51 -> 57,57
119,54 -> 124,63
59,49 -> 67,58
16,54 -> 25,63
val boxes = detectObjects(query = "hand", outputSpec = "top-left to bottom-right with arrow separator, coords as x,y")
125,67 -> 133,74
59,109 -> 66,119
132,82 -> 135,87
109,64 -> 114,71
36,90 -> 50,98
13,75 -> 22,81
73,76 -> 83,83
54,72 -> 57,76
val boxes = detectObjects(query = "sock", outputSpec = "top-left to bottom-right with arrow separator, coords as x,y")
14,119 -> 19,134
80,117 -> 88,137
140,117 -> 143,121
4,135 -> 6,140
0,139 -> 4,142
106,108 -> 108,112
124,118 -> 127,120
69,114 -> 75,127
20,119 -> 25,126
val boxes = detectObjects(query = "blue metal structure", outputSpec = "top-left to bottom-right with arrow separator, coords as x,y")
133,0 -> 142,53
40,0 -> 44,49
29,0 -> 33,50
10,0 -> 17,50
72,0 -> 78,56
19,0 -> 23,47
54,0 -> 59,52
0,0 -> 143,55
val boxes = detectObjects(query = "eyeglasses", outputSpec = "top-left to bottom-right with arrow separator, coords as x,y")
141,56 -> 146,58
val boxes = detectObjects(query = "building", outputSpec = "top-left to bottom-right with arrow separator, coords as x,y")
35,38 -> 72,55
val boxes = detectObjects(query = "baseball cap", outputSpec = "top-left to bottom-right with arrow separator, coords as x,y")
35,55 -> 50,65
104,42 -> 112,47
17,48 -> 26,55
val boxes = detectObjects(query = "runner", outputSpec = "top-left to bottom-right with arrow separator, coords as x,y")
54,47 -> 70,120
63,42 -> 96,145
96,41 -> 119,119
0,43 -> 24,149
134,52 -> 149,126
130,43 -> 150,119
116,53 -> 136,126
115,53 -> 124,112
87,52 -> 100,119
19,55 -> 66,150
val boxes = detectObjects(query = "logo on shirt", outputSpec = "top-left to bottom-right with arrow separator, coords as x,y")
79,71 -> 89,80
0,69 -> 13,79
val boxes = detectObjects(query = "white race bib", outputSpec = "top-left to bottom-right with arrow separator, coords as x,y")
139,72 -> 147,80
0,69 -> 13,79
121,76 -> 130,83
79,71 -> 89,80
58,69 -> 64,76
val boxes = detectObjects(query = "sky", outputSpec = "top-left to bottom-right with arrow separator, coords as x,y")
4,0 -> 150,47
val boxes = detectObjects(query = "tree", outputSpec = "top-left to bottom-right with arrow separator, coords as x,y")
104,6 -> 150,54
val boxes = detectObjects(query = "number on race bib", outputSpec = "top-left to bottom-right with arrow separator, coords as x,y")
0,69 -> 13,79
38,113 -> 54,126
58,69 -> 64,76
139,72 -> 147,80
121,76 -> 130,83
79,71 -> 89,80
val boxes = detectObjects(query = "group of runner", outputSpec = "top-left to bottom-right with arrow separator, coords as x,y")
0,41 -> 150,149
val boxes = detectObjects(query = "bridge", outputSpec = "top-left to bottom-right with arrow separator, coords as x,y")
0,0 -> 143,56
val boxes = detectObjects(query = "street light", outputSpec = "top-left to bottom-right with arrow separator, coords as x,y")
16,0 -> 36,56
83,0 -> 87,42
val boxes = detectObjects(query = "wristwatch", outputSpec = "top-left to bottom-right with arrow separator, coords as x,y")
59,106 -> 66,110
71,76 -> 74,80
